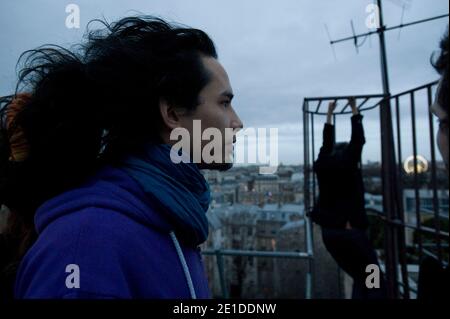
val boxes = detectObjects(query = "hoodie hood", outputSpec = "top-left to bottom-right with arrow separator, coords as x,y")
18,164 -> 211,299
34,164 -> 173,235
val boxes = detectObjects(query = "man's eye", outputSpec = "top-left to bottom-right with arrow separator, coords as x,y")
222,101 -> 230,107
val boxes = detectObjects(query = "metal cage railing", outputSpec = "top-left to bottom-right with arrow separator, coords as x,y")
302,80 -> 448,299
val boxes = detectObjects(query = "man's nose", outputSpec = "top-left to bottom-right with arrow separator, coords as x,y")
230,107 -> 244,133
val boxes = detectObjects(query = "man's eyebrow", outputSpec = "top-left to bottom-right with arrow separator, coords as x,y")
220,90 -> 234,100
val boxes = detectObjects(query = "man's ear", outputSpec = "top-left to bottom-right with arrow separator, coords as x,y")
159,99 -> 181,130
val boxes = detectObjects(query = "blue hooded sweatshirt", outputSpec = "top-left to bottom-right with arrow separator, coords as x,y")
14,161 -> 211,299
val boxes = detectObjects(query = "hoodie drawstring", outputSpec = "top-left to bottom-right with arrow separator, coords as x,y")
169,231 -> 197,299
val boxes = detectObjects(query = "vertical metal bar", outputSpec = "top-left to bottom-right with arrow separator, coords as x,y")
305,271 -> 312,299
427,85 -> 442,263
215,249 -> 229,299
303,102 -> 310,213
376,0 -> 391,96
379,96 -> 401,299
333,114 -> 336,137
303,102 -> 314,299
395,96 -> 410,299
309,110 -> 315,300
303,102 -> 310,299
311,113 -> 316,201
410,92 -> 423,262
310,110 -> 316,265
395,97 -> 404,196
305,203 -> 314,299
377,0 -> 401,299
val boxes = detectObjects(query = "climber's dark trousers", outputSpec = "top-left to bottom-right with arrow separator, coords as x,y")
321,227 -> 387,299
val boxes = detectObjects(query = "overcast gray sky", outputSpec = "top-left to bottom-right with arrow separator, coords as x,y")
0,0 -> 448,165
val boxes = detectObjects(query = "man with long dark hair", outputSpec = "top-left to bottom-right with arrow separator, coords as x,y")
0,16 -> 243,299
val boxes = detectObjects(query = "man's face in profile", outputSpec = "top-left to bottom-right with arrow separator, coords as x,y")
177,56 -> 243,171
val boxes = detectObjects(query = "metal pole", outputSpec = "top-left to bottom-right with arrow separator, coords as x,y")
303,101 -> 310,214
303,101 -> 314,298
410,92 -> 423,262
377,0 -> 400,299
394,96 -> 411,299
427,86 -> 443,264
215,249 -> 229,299
311,113 -> 316,201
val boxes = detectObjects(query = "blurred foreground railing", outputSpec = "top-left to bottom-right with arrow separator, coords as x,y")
201,249 -> 313,299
